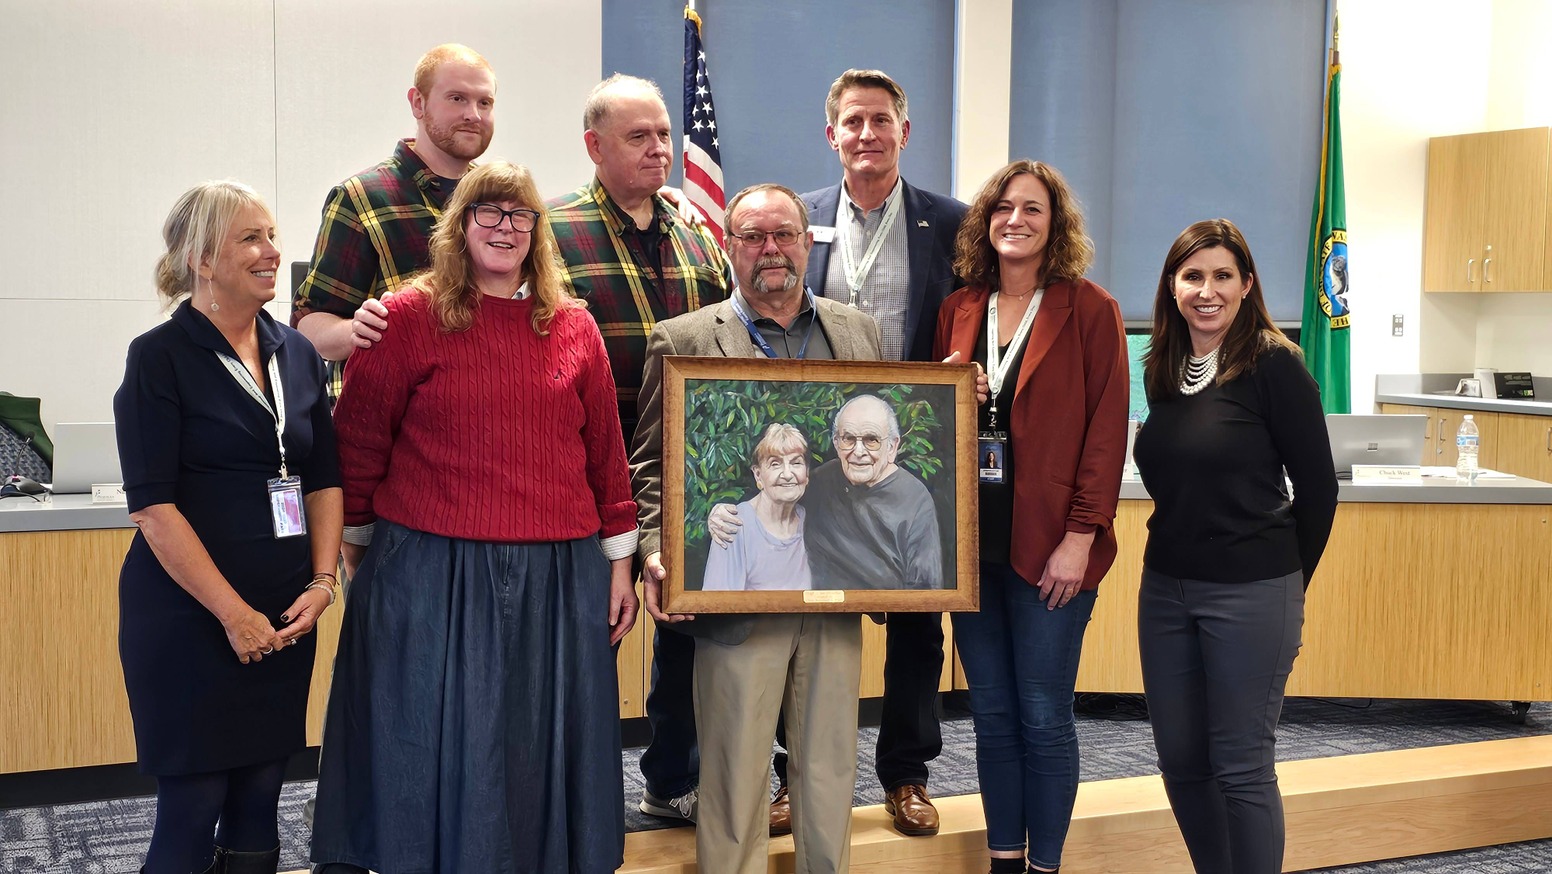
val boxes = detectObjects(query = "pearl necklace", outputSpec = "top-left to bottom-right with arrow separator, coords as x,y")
1177,348 -> 1219,396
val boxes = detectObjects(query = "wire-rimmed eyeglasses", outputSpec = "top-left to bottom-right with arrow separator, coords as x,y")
834,432 -> 887,451
731,228 -> 803,248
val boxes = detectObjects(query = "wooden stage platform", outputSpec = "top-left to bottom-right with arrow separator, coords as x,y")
612,736 -> 1552,874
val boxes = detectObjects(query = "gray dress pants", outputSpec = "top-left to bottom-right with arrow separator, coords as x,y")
1138,567 -> 1305,874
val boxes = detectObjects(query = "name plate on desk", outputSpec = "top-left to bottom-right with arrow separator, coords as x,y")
1351,465 -> 1423,484
91,483 -> 127,503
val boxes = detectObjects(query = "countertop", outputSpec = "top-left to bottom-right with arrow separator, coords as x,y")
1119,472 -> 1552,504
1374,391 -> 1552,417
0,493 -> 133,533
1374,373 -> 1550,417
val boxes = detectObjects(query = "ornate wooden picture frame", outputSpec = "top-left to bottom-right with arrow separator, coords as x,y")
661,356 -> 980,613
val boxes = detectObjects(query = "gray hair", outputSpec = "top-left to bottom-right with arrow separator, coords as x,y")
583,73 -> 665,131
832,395 -> 901,443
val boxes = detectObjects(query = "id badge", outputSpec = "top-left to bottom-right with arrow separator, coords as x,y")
978,431 -> 1008,484
267,476 -> 307,539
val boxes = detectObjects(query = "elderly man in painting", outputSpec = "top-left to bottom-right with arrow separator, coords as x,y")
702,423 -> 813,592
804,394 -> 943,591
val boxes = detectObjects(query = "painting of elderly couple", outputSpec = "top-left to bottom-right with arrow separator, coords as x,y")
662,357 -> 978,613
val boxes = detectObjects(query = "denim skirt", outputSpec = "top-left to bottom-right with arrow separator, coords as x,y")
310,521 -> 625,874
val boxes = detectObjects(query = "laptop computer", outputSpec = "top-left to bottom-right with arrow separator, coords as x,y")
1326,414 -> 1428,478
50,422 -> 123,494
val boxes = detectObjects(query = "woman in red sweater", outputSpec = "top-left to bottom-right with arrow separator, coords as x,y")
934,160 -> 1129,874
311,161 -> 640,874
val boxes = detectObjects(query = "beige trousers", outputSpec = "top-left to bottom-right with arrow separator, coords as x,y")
694,613 -> 864,874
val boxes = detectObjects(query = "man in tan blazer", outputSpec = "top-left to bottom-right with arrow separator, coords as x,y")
630,183 -> 882,874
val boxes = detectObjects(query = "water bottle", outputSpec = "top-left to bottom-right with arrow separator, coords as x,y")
1455,415 -> 1479,484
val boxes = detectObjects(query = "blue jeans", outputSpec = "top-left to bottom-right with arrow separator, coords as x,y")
951,562 -> 1096,871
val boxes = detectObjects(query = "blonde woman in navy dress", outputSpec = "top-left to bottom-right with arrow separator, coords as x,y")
116,181 -> 342,874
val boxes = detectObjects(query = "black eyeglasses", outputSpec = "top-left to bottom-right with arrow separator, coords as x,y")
731,228 -> 803,248
834,433 -> 887,451
468,203 -> 540,232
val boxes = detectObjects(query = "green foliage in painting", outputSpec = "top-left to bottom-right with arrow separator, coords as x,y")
681,379 -> 952,549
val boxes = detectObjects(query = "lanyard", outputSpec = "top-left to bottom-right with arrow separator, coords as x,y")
731,288 -> 819,360
837,186 -> 904,307
985,290 -> 1042,428
215,351 -> 289,478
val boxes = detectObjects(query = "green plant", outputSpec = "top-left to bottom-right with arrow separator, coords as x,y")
679,379 -> 952,548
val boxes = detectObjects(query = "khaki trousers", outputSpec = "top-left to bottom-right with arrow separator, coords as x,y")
694,613 -> 864,874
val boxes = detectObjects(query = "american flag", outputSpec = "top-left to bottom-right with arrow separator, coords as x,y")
682,7 -> 726,245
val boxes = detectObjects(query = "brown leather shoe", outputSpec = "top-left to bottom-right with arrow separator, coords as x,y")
883,783 -> 940,836
769,784 -> 792,836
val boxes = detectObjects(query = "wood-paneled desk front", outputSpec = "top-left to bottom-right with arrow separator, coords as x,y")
5,477 -> 1547,775
1066,477 -> 1552,700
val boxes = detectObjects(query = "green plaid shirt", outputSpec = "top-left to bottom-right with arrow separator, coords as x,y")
291,139 -> 455,399
547,178 -> 732,431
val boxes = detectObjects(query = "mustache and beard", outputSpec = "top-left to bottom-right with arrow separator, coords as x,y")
425,118 -> 493,162
749,254 -> 799,293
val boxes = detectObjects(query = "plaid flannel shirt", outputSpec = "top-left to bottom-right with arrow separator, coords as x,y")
291,138 -> 454,399
547,178 -> 732,427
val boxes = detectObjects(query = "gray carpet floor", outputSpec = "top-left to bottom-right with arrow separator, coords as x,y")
2,697 -> 1547,873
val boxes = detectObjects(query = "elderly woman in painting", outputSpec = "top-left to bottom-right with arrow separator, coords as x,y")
702,423 -> 812,591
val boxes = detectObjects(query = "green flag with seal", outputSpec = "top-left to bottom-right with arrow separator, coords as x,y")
1301,14 -> 1351,413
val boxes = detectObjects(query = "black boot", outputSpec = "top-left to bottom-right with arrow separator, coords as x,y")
213,845 -> 280,874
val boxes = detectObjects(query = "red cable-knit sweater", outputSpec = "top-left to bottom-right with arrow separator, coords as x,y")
333,289 -> 637,544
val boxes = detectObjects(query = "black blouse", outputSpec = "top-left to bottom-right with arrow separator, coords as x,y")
1133,344 -> 1338,585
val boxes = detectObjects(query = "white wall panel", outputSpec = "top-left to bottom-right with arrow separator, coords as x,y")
0,0 -> 602,434
0,0 -> 277,305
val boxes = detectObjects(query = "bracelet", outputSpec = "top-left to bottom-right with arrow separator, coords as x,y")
305,580 -> 337,606
312,572 -> 337,584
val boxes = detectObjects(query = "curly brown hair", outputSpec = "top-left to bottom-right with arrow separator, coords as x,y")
1142,218 -> 1299,402
953,160 -> 1094,291
413,161 -> 575,335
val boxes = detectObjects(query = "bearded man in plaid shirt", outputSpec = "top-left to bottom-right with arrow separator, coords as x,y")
291,44 -> 497,400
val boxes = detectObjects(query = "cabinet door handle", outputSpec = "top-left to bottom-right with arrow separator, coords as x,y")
1437,418 -> 1446,455
1545,426 -> 1550,454
1484,258 -> 1493,284
1466,258 -> 1477,283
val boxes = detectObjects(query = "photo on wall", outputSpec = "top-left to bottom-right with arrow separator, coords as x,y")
660,356 -> 980,614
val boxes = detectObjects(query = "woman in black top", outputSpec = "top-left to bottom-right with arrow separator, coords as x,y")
1132,219 -> 1338,874
115,181 -> 342,874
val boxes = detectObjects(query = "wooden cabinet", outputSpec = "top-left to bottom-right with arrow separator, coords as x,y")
1496,413 -> 1552,482
1423,127 -> 1552,292
1377,403 -> 1499,469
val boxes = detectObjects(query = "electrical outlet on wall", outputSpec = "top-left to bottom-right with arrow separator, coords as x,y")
1392,314 -> 1404,337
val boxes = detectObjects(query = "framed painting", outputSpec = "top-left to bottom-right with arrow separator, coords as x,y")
660,356 -> 979,613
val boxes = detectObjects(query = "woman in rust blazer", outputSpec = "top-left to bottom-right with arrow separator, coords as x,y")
933,160 -> 1128,874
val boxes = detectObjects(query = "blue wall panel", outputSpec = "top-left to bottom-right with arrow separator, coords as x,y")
1011,0 -> 1324,320
602,0 -> 955,204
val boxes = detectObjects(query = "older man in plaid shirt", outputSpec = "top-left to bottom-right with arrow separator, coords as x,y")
547,74 -> 732,439
547,73 -> 732,826
291,44 -> 497,400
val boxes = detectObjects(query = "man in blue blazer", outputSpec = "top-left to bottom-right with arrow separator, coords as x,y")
771,68 -> 968,838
